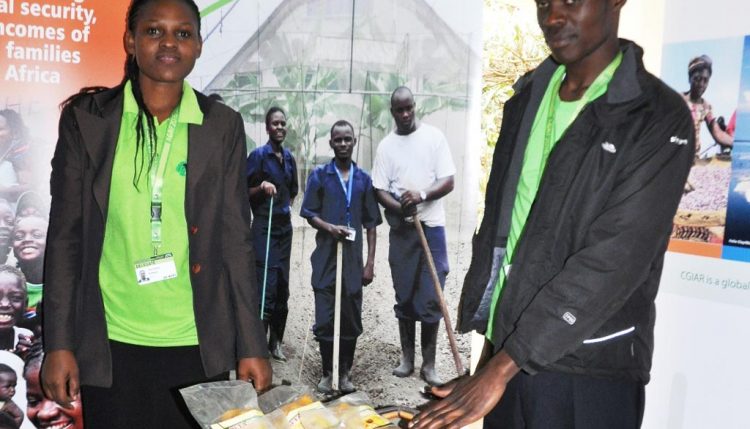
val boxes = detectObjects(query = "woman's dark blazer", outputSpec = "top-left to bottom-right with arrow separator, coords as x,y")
44,84 -> 268,387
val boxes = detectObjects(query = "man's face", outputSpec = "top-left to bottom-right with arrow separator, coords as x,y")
536,0 -> 621,68
689,69 -> 711,99
390,94 -> 417,135
0,272 -> 26,331
0,372 -> 16,401
329,125 -> 356,160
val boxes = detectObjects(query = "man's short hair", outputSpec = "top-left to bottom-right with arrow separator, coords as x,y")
390,86 -> 414,105
688,55 -> 713,77
330,120 -> 355,137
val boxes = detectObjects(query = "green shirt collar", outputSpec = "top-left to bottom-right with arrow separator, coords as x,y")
123,80 -> 203,125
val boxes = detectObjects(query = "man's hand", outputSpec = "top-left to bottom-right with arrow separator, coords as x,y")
327,224 -> 350,241
362,261 -> 374,285
260,181 -> 277,196
409,350 -> 520,429
400,190 -> 423,216
41,350 -> 80,409
237,357 -> 272,393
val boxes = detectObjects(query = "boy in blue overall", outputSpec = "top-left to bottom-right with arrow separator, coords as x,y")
301,120 -> 382,393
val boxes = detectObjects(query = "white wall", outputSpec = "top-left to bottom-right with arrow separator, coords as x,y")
619,0 -> 666,75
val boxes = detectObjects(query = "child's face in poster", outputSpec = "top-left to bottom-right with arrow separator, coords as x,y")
25,365 -> 84,429
0,272 -> 25,331
12,216 -> 47,263
0,372 -> 16,401
0,203 -> 13,251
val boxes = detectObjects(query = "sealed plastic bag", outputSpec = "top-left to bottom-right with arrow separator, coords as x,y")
325,392 -> 396,428
180,380 -> 267,428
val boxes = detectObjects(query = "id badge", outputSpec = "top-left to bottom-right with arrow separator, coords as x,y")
134,253 -> 177,285
344,226 -> 356,241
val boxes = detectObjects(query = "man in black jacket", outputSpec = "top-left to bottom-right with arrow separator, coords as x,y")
411,1 -> 694,428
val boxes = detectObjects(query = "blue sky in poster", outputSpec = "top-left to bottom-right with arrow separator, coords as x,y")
735,36 -> 750,144
723,35 -> 750,261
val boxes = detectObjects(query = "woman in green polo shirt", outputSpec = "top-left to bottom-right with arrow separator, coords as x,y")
40,1 -> 271,428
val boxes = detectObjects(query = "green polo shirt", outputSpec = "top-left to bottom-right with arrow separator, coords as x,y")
99,80 -> 202,346
487,52 -> 623,340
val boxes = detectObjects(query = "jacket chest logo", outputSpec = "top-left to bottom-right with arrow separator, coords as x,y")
670,135 -> 688,146
601,142 -> 617,154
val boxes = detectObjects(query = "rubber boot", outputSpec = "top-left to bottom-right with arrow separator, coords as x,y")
339,339 -> 356,394
268,316 -> 287,362
392,319 -> 415,377
420,322 -> 442,386
317,340 -> 333,394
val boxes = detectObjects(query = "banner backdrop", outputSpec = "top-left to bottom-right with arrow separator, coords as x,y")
1,0 -> 126,427
643,0 -> 750,428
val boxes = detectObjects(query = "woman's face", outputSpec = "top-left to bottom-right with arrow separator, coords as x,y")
12,216 -> 48,263
266,111 -> 287,144
125,0 -> 202,88
689,69 -> 711,99
26,365 -> 85,429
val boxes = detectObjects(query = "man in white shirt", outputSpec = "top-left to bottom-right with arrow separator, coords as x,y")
371,86 -> 456,386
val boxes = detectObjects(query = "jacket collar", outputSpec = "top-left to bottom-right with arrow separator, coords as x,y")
515,39 -> 644,106
75,85 -> 125,219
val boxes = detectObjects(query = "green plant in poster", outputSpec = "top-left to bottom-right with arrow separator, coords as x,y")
225,64 -> 360,190
355,70 -> 469,169
219,61 -> 468,190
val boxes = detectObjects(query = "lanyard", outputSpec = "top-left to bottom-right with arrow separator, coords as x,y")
542,51 -> 623,170
150,106 -> 180,254
333,162 -> 355,226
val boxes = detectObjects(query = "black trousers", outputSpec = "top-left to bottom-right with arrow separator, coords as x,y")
252,214 -> 292,334
81,341 -> 226,429
484,371 -> 645,429
388,224 -> 448,323
313,287 -> 363,341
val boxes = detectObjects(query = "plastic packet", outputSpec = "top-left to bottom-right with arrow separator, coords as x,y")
179,380 -> 265,429
258,385 -> 301,413
282,393 -> 339,429
266,408 -> 292,429
325,392 -> 396,429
